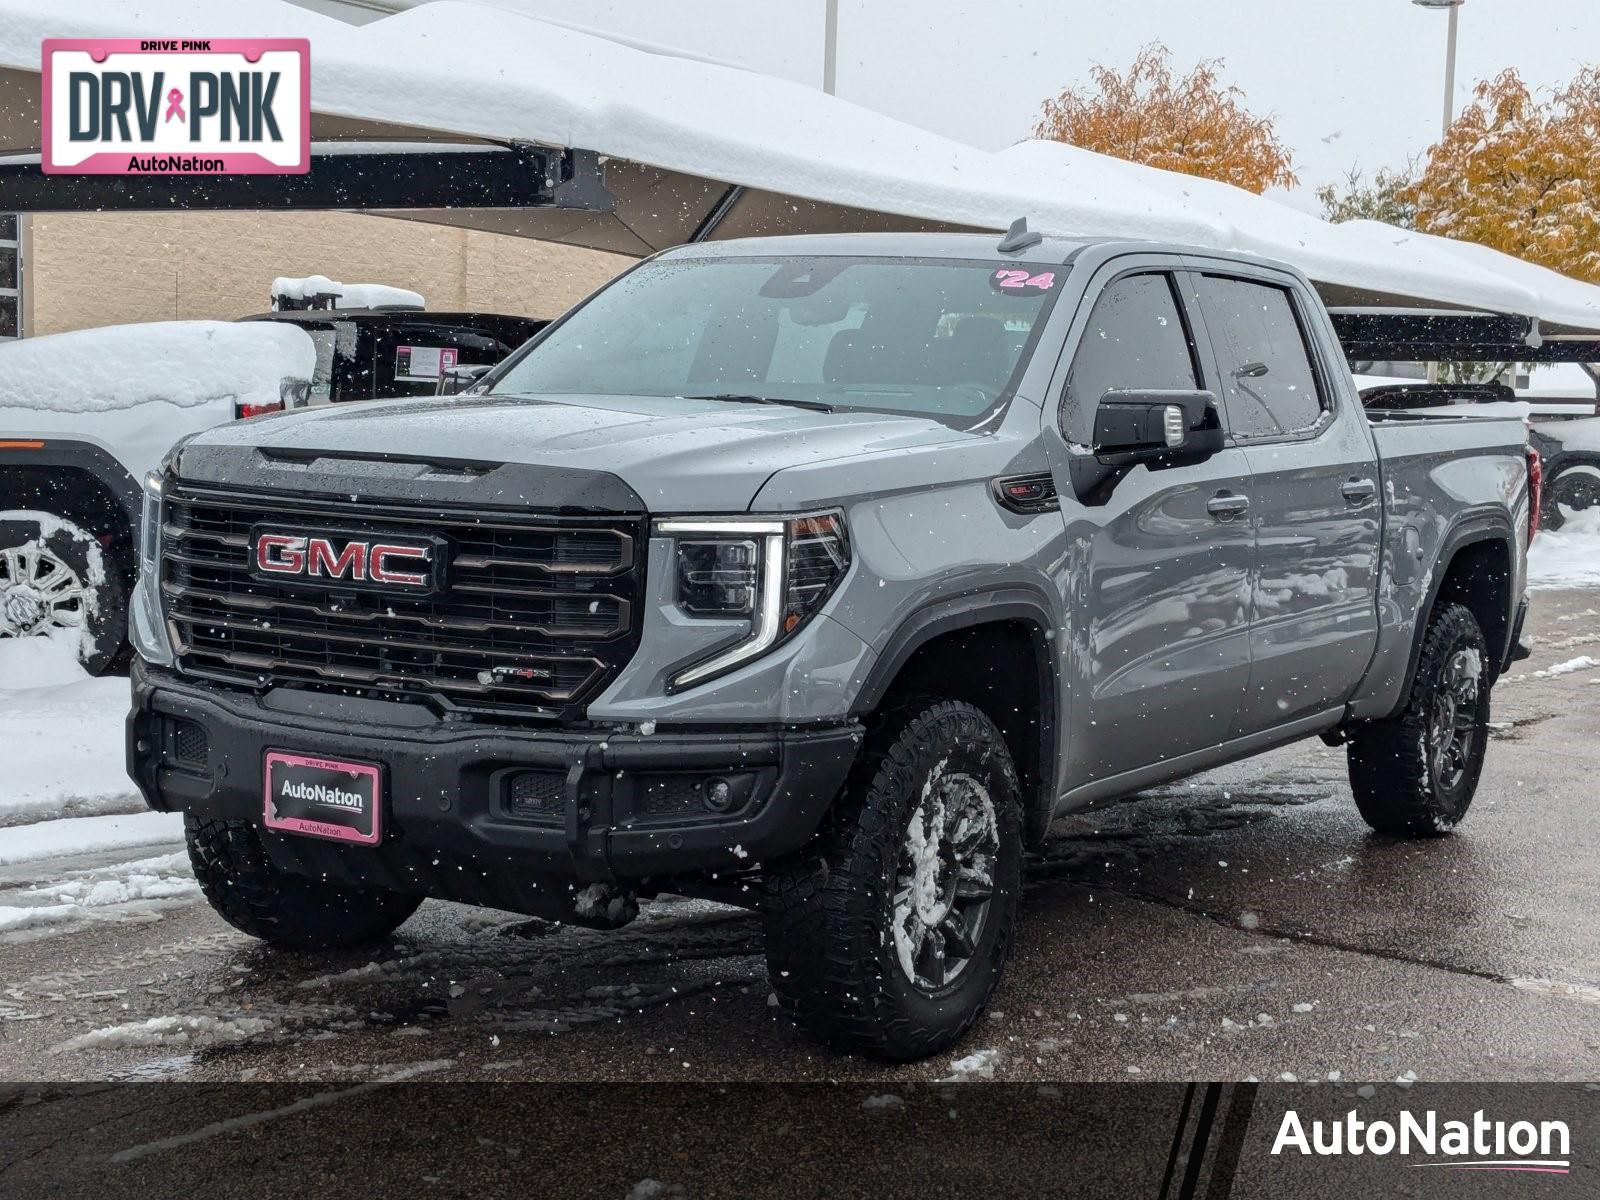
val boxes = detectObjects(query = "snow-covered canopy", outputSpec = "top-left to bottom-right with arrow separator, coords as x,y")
271,275 -> 426,311
0,321 -> 315,413
4,0 -> 1600,334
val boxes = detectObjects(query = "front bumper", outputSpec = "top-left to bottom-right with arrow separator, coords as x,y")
128,661 -> 861,908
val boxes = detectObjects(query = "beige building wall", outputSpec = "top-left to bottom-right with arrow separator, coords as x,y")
23,210 -> 629,336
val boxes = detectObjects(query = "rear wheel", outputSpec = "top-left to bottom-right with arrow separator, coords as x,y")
1347,602 -> 1489,837
762,699 -> 1023,1060
186,816 -> 422,950
1541,468 -> 1600,532
0,512 -> 127,674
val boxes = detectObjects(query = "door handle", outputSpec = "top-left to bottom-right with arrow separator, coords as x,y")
1341,479 -> 1377,504
1206,493 -> 1251,520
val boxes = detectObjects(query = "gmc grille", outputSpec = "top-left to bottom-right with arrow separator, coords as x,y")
160,482 -> 645,717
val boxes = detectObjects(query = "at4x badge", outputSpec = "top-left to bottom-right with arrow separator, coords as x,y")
477,664 -> 555,684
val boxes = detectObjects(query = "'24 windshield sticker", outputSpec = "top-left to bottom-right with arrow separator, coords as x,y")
990,268 -> 1056,295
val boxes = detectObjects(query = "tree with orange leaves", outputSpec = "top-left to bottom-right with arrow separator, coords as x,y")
1032,43 -> 1297,195
1404,68 -> 1600,282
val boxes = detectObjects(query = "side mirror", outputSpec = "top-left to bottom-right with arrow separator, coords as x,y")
1068,389 -> 1226,506
1092,389 -> 1224,468
436,364 -> 492,396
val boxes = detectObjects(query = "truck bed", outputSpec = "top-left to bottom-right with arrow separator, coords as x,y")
1348,409 -> 1531,721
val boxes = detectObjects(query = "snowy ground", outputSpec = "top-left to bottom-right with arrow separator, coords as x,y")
1527,508 -> 1600,591
0,634 -> 185,941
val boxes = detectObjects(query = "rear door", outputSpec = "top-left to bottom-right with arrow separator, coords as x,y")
1187,267 -> 1381,731
1045,264 -> 1255,791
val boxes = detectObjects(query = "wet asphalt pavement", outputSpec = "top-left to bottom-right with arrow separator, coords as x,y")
2,590 -> 1597,1086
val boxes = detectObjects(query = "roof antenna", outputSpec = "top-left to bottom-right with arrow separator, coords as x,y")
997,217 -> 1043,254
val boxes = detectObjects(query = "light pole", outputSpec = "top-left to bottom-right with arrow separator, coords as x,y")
822,0 -> 839,95
1413,0 -> 1465,138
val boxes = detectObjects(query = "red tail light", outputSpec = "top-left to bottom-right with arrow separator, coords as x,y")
1527,446 -> 1543,541
234,400 -> 285,420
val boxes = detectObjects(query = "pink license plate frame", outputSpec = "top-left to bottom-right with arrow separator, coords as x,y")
263,750 -> 383,846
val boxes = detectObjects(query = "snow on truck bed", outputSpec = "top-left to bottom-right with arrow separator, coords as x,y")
0,320 -> 314,414
271,275 -> 425,310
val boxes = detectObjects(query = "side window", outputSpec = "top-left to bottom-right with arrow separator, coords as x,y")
1195,276 -> 1326,438
1063,273 -> 1199,444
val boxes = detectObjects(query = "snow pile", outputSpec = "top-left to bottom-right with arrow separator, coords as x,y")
1525,655 -> 1599,680
0,633 -> 146,827
0,623 -> 92,689
271,275 -> 425,310
0,851 -> 196,939
941,1047 -> 1002,1081
0,320 -> 314,414
1528,509 -> 1600,591
0,812 -> 183,866
22,850 -> 195,907
52,1014 -> 275,1054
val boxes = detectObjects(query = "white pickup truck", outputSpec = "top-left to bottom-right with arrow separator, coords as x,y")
0,320 -> 312,671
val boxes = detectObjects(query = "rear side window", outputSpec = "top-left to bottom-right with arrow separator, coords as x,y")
1063,273 -> 1198,444
1195,276 -> 1326,438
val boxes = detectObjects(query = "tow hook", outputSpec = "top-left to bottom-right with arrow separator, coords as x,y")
517,880 -> 640,930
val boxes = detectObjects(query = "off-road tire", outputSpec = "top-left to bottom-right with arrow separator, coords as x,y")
186,815 -> 422,950
0,512 -> 127,674
1347,602 -> 1490,837
762,699 -> 1024,1060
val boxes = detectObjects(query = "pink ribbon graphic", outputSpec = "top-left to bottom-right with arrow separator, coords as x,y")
164,88 -> 185,123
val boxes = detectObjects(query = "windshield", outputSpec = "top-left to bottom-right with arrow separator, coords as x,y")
489,255 -> 1063,427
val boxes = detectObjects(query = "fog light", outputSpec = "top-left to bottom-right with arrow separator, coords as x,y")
704,777 -> 734,812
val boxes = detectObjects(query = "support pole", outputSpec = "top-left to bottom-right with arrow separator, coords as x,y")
822,0 -> 839,95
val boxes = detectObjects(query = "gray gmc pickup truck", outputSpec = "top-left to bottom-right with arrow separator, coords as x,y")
127,230 -> 1537,1060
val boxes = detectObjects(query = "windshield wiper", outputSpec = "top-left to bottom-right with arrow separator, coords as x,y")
683,393 -> 836,414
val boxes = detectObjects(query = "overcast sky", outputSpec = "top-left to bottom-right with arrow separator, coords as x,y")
479,0 -> 1600,211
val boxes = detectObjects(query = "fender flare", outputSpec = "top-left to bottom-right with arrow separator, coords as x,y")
851,585 -> 1060,846
0,439 -> 144,576
1397,509 -> 1517,700
0,438 -> 143,528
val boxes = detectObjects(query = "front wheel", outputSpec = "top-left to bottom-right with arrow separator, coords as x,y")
762,699 -> 1024,1060
186,816 -> 422,950
1347,602 -> 1490,837
0,511 -> 127,674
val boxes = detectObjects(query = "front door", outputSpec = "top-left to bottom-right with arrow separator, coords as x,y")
1189,271 -> 1381,731
1046,269 -> 1255,792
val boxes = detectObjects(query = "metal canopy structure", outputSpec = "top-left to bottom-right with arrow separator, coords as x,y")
4,0 -> 1600,347
0,142 -> 611,213
0,61 -> 969,259
1331,310 -> 1600,365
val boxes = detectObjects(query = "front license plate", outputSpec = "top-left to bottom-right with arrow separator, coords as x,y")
263,751 -> 382,846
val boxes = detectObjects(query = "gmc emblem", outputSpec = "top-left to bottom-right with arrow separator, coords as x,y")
249,528 -> 444,593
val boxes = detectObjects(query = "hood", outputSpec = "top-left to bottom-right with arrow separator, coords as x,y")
189,392 -> 970,511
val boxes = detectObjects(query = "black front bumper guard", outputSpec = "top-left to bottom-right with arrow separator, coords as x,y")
128,662 -> 861,911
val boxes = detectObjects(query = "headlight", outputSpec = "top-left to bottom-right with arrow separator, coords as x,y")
139,470 -> 164,572
656,511 -> 850,690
